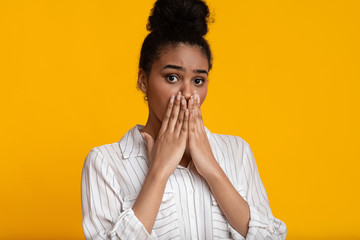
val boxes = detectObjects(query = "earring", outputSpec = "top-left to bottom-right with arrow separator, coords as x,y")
144,94 -> 148,101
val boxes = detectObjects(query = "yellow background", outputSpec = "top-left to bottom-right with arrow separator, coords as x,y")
1,0 -> 359,239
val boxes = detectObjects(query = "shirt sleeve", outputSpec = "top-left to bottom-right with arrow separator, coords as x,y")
229,139 -> 287,240
81,148 -> 158,240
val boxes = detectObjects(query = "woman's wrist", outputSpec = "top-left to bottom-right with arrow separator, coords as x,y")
200,158 -> 224,183
148,162 -> 172,183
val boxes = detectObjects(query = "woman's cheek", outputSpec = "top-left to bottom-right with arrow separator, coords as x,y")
199,90 -> 207,105
159,95 -> 171,121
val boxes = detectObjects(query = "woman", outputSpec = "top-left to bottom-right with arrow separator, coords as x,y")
81,0 -> 287,239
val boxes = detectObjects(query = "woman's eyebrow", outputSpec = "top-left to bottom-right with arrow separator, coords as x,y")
162,64 -> 208,75
193,69 -> 208,75
163,64 -> 185,71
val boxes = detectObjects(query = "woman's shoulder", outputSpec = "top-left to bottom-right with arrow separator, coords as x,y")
84,124 -> 146,164
84,142 -> 123,168
88,142 -> 122,158
208,129 -> 251,153
208,129 -> 257,163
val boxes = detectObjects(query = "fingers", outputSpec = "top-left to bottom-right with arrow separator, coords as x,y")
174,95 -> 187,136
188,95 -> 196,133
159,91 -> 203,139
167,91 -> 182,131
180,108 -> 189,140
189,91 -> 205,134
193,92 -> 204,128
159,94 -> 175,135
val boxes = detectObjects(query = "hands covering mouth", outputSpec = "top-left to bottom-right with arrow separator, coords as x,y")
141,90 -> 218,178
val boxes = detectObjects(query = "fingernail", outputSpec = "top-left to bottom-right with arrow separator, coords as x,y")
185,108 -> 189,116
177,92 -> 181,101
170,95 -> 175,103
197,95 -> 200,104
181,96 -> 185,105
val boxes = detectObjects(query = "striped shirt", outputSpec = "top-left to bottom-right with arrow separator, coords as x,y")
81,124 -> 287,240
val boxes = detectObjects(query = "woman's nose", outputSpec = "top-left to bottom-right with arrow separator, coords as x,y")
181,85 -> 193,101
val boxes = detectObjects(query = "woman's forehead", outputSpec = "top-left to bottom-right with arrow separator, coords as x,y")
156,44 -> 209,70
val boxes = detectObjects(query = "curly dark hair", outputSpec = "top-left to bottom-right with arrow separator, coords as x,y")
139,0 -> 213,77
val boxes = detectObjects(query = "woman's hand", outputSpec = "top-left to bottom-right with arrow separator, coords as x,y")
188,91 -> 219,178
141,91 -> 189,179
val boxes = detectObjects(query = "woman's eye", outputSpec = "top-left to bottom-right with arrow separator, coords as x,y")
167,75 -> 179,82
194,78 -> 204,85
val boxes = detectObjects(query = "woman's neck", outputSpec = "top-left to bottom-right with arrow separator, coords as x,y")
141,110 -> 161,140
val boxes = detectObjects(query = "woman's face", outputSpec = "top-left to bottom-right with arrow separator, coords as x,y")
140,43 -> 209,122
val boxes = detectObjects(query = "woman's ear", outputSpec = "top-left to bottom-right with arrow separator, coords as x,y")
138,69 -> 148,94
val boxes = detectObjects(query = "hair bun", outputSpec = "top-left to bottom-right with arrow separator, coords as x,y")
147,0 -> 210,37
